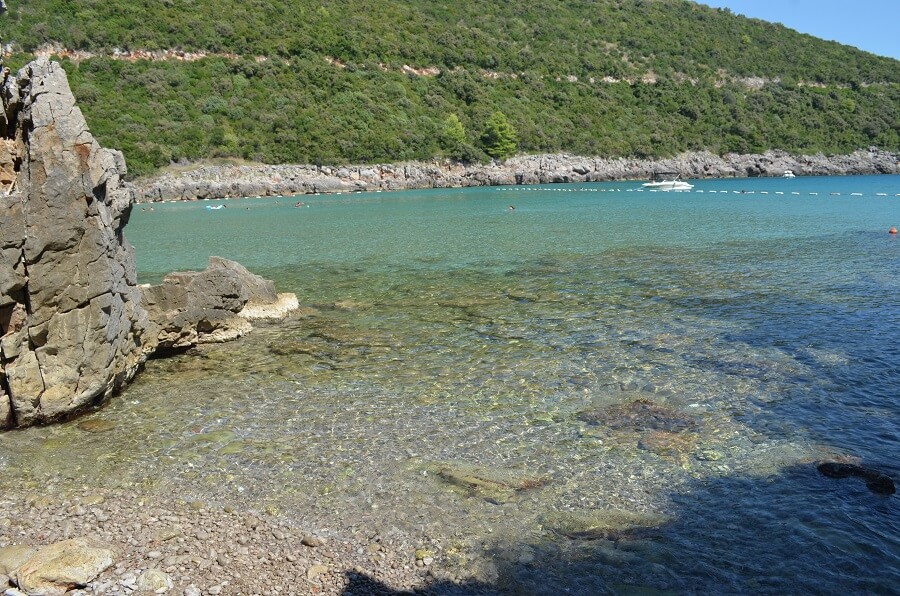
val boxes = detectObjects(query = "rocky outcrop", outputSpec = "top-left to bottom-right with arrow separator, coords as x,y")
0,59 -> 298,430
817,461 -> 896,495
0,58 -> 148,428
141,256 -> 298,352
137,148 -> 900,202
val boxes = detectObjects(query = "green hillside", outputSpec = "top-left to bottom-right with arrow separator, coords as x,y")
2,0 -> 898,177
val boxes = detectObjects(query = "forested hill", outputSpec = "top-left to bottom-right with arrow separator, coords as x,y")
2,0 -> 898,177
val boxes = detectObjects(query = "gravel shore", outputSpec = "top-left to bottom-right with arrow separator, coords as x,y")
0,486 -> 499,595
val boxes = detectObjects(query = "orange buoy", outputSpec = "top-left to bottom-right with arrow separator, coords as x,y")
890,227 -> 898,235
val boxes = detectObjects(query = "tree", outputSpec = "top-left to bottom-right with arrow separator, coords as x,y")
440,114 -> 467,153
480,111 -> 518,160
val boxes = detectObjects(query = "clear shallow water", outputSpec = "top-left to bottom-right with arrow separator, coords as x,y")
3,176 -> 899,593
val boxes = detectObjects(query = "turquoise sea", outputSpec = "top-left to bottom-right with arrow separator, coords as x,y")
3,175 -> 899,593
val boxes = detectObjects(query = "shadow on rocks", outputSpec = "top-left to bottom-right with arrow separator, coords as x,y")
341,571 -> 501,596
484,462 -> 896,595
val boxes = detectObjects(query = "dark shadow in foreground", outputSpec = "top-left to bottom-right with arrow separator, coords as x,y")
344,460 -> 897,595
342,570 -> 499,595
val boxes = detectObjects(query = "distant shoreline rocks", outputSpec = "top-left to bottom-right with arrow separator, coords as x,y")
136,148 -> 900,203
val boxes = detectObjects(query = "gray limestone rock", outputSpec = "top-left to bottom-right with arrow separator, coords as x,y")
141,256 -> 291,352
135,149 -> 900,202
0,58 -> 148,428
0,59 -> 297,429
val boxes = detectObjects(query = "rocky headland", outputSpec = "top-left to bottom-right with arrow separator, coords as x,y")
0,58 -> 297,432
137,148 -> 900,202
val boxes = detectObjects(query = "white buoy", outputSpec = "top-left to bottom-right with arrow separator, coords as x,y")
810,193 -> 817,195
776,191 -> 784,195
876,193 -> 887,196
851,193 -> 862,196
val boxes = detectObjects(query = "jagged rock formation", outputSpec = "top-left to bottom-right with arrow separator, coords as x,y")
137,148 -> 900,202
0,59 -> 297,430
0,58 -> 148,428
141,256 -> 299,352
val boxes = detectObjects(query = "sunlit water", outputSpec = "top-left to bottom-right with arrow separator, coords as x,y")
2,176 -> 898,593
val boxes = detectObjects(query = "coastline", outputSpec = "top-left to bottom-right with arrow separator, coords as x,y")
0,484 -> 487,595
135,148 -> 900,203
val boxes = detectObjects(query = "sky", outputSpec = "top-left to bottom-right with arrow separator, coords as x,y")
694,1 -> 899,60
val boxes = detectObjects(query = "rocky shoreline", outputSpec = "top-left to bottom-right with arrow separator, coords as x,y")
0,484 -> 493,595
136,148 -> 900,203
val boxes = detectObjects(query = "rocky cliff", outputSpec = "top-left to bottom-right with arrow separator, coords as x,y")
137,148 -> 900,202
0,59 -> 297,430
0,58 -> 148,428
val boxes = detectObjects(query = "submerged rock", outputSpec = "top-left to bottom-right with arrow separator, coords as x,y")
541,509 -> 671,541
76,419 -> 116,433
817,461 -> 896,495
434,463 -> 549,504
578,399 -> 696,433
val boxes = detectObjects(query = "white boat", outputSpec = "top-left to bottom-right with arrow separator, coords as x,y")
642,173 -> 694,191
783,170 -> 796,178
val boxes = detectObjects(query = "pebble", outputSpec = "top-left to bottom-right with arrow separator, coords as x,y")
306,564 -> 328,580
0,486 -> 446,595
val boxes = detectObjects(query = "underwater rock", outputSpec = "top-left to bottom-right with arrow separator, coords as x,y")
76,419 -> 116,433
435,463 -> 549,504
638,430 -> 699,462
578,399 -> 696,433
817,462 -> 896,495
541,509 -> 671,542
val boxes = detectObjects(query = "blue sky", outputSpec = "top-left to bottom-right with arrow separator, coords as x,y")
695,1 -> 899,60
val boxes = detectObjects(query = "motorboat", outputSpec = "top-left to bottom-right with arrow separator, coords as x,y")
642,172 -> 694,191
783,170 -> 796,178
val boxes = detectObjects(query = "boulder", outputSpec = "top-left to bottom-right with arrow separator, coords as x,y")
135,568 -> 174,592
141,256 -> 296,351
13,538 -> 115,596
0,58 -> 148,428
0,545 -> 37,575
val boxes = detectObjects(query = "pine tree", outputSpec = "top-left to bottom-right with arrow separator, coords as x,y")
480,112 -> 518,160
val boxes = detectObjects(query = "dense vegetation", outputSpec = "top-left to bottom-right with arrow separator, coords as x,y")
2,0 -> 898,177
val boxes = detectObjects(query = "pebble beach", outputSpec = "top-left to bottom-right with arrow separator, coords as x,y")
0,485 -> 495,595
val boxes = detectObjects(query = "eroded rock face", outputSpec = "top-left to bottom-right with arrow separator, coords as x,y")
0,58 -> 148,428
0,60 -> 298,429
141,256 -> 295,352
